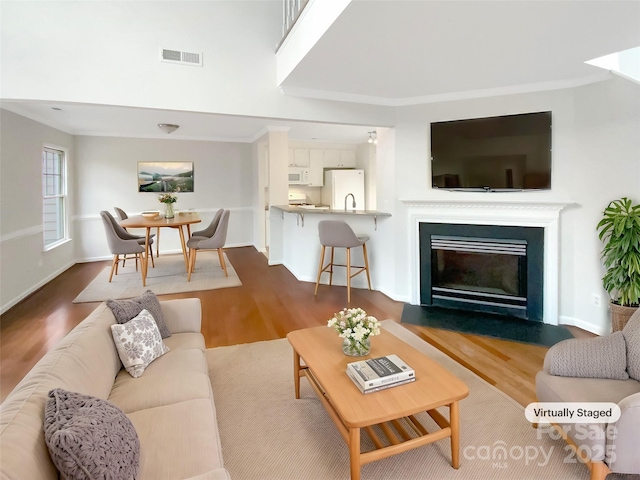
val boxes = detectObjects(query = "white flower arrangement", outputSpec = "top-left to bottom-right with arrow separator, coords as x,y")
327,308 -> 380,355
158,191 -> 178,204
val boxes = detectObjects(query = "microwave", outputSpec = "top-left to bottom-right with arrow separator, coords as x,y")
288,167 -> 310,185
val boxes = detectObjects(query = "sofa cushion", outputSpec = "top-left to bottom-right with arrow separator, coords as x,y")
127,399 -> 225,480
44,388 -> 140,480
107,290 -> 171,338
163,332 -> 206,352
536,371 -> 640,404
623,308 -> 640,381
111,309 -> 169,378
548,331 -> 629,380
110,370 -> 212,414
109,342 -> 210,415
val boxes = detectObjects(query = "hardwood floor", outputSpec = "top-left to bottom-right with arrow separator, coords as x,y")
0,246 -> 591,405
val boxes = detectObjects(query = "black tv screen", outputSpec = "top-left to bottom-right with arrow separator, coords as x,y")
430,111 -> 552,191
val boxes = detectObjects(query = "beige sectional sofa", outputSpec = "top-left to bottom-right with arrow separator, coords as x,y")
0,298 -> 230,480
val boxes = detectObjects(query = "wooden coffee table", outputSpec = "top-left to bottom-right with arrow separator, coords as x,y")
287,325 -> 469,480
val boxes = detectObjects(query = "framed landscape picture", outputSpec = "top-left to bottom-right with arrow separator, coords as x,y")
138,162 -> 194,193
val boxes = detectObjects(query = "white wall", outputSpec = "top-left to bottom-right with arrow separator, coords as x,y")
0,110 -> 76,313
74,136 -> 255,261
0,1 -> 392,128
383,76 -> 640,334
561,76 -> 640,333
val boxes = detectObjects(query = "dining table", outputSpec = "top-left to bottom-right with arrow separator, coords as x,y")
120,212 -> 202,286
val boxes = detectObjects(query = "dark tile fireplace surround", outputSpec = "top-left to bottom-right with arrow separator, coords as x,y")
419,222 -> 544,322
403,222 -> 573,346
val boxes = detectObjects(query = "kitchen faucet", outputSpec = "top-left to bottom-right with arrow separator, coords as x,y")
344,193 -> 356,211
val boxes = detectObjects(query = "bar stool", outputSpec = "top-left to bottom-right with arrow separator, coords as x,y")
314,220 -> 372,303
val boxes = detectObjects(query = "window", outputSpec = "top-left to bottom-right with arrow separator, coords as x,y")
42,147 -> 67,249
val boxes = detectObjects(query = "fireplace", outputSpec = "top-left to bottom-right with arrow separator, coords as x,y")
420,223 -> 544,321
404,199 -> 571,325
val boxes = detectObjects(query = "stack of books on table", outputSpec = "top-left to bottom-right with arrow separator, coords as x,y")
346,355 -> 415,394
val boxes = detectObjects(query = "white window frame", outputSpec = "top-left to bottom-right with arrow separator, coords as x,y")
42,146 -> 69,251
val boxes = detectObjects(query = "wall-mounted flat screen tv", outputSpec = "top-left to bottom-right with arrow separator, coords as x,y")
431,111 -> 552,191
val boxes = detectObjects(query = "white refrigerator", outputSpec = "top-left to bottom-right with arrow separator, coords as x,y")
322,170 -> 365,210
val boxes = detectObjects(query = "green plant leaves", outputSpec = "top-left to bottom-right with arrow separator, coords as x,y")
597,197 -> 640,306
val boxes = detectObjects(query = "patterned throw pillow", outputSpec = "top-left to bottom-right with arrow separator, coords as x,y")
623,308 -> 640,381
549,331 -> 629,380
111,309 -> 170,378
107,290 -> 171,338
44,388 -> 140,480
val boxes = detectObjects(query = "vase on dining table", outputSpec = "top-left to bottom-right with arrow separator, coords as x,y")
164,203 -> 175,219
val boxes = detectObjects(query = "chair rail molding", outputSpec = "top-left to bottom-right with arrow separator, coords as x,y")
0,225 -> 43,244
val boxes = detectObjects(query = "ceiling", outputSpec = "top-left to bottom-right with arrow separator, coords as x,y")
2,1 -> 639,143
280,1 -> 640,105
0,101 -> 375,145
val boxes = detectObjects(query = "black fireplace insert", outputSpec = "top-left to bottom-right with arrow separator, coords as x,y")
420,223 -> 544,321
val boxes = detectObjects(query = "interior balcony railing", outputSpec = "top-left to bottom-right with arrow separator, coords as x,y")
277,0 -> 309,51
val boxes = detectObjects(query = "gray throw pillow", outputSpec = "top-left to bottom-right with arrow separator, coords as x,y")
107,289 -> 171,338
549,331 -> 629,380
622,308 -> 640,381
44,388 -> 140,480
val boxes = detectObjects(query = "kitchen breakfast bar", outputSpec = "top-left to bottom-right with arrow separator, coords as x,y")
269,205 -> 392,293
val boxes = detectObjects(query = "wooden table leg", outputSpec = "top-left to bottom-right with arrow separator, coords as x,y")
142,227 -> 151,286
349,427 -> 361,480
450,400 -> 460,469
293,350 -> 301,399
177,225 -> 189,271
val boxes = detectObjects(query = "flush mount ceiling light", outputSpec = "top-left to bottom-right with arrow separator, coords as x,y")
367,131 -> 378,145
158,123 -> 179,134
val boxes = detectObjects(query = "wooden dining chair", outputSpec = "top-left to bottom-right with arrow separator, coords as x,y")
187,210 -> 229,281
100,211 -> 146,285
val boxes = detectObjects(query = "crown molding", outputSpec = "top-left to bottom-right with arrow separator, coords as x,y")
281,71 -> 614,107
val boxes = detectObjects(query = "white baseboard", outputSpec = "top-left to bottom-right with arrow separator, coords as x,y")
0,261 -> 75,315
380,289 -> 411,304
283,263 -> 411,306
559,315 -> 610,336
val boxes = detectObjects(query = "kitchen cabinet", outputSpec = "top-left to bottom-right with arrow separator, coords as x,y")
308,149 -> 324,186
288,148 -> 310,167
323,149 -> 356,168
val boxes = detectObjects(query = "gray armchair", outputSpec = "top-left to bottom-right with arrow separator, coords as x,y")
105,210 -> 154,268
191,208 -> 223,238
100,211 -> 146,285
114,207 -> 158,258
535,310 -> 640,479
186,210 -> 229,281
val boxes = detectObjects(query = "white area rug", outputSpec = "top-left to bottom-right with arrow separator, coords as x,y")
73,253 -> 241,303
206,320 -> 588,480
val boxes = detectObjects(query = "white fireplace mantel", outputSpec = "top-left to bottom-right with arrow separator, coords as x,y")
402,199 -> 575,325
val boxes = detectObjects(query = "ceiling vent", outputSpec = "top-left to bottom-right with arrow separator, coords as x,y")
160,48 -> 203,67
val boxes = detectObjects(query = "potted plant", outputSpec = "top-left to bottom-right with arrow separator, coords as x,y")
596,197 -> 640,331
